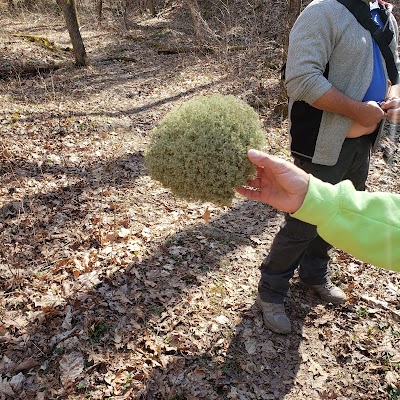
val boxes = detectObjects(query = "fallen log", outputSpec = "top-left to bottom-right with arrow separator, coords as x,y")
0,64 -> 61,79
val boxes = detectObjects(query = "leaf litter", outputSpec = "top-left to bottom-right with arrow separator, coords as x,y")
0,10 -> 399,400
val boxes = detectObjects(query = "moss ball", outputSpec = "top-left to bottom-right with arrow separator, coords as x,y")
145,94 -> 266,206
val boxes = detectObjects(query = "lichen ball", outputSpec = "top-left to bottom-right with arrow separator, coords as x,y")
145,94 -> 266,206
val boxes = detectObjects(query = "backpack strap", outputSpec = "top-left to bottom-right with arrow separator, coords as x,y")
336,0 -> 399,84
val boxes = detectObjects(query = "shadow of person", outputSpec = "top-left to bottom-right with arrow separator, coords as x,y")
141,276 -> 316,400
1,141 -> 348,400
0,149 -> 284,399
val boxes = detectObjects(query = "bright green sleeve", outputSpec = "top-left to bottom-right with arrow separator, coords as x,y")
292,175 -> 400,272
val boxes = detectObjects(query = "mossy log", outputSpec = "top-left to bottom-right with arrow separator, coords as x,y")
12,34 -> 62,51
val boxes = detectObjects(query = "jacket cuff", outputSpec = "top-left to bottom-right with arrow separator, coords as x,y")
291,174 -> 341,227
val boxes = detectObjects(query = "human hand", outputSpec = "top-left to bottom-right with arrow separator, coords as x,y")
381,97 -> 400,123
236,150 -> 310,213
356,101 -> 386,127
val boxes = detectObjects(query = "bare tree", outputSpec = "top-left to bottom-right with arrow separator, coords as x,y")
56,0 -> 89,67
24,0 -> 34,10
283,0 -> 302,62
7,0 -> 15,11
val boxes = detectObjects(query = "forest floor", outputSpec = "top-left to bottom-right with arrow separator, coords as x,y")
0,7 -> 399,400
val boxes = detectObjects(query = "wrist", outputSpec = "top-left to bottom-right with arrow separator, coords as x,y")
346,99 -> 366,122
290,174 -> 310,213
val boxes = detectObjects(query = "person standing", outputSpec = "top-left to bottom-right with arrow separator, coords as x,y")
257,0 -> 400,334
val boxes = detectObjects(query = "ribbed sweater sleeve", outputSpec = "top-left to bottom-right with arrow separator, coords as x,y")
292,175 -> 400,271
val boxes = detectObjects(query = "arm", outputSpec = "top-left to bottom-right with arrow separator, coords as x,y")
285,4 -> 385,127
237,150 -> 400,271
381,10 -> 400,121
312,87 -> 384,127
293,175 -> 400,271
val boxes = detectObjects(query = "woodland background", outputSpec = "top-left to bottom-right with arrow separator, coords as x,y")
0,0 -> 399,399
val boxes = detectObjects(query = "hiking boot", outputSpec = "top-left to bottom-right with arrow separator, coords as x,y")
310,280 -> 346,304
256,295 -> 291,334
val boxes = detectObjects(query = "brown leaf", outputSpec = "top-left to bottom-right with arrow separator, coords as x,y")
59,352 -> 84,386
202,207 -> 211,221
12,359 -> 40,373
0,376 -> 15,396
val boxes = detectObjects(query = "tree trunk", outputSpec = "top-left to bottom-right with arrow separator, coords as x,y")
96,0 -> 103,24
147,0 -> 156,16
277,0 -> 302,107
183,0 -> 216,45
283,0 -> 302,62
123,0 -> 129,29
56,0 -> 89,67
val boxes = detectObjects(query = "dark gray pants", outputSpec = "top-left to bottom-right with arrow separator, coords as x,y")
259,135 -> 373,303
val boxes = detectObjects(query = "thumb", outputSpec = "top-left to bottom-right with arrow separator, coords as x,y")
248,149 -> 293,175
247,149 -> 271,166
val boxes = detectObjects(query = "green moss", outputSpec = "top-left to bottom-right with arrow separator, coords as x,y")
145,94 -> 266,206
13,34 -> 59,51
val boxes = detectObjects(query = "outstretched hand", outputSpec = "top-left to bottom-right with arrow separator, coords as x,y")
236,150 -> 310,213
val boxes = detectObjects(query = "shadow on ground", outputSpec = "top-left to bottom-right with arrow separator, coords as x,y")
0,145 -> 314,399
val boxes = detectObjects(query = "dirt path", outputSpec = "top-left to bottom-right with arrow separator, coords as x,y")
0,10 -> 399,400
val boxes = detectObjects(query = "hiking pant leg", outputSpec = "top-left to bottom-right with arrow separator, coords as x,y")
298,235 -> 331,285
342,135 -> 372,190
295,137 -> 371,283
259,136 -> 372,301
258,214 -> 319,303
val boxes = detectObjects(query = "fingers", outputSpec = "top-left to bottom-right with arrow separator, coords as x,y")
246,177 -> 262,189
387,111 -> 400,123
382,99 -> 400,122
247,149 -> 269,165
247,149 -> 284,171
381,98 -> 400,111
235,186 -> 261,201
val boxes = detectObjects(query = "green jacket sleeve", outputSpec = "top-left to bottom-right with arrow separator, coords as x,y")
292,175 -> 400,272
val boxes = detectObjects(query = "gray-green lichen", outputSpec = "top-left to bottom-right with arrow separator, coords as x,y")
145,94 -> 266,206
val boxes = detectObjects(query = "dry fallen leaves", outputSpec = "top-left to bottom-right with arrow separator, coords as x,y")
0,9 -> 399,400
59,352 -> 84,386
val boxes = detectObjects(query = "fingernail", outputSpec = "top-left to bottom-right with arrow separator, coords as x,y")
248,149 -> 262,157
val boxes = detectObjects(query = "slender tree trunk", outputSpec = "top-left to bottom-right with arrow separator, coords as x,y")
278,0 -> 302,105
283,0 -> 302,62
96,0 -> 103,24
56,0 -> 89,67
147,0 -> 156,16
183,0 -> 217,45
7,0 -> 15,12
123,0 -> 129,29
24,0 -> 34,10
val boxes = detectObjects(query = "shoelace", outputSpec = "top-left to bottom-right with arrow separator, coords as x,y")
270,303 -> 286,315
324,281 -> 336,290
